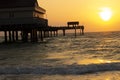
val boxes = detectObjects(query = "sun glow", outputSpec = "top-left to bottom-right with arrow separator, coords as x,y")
99,7 -> 112,21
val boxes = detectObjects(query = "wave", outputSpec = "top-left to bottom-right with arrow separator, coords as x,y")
0,62 -> 120,75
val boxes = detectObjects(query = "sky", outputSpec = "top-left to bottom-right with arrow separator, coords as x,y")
38,0 -> 120,32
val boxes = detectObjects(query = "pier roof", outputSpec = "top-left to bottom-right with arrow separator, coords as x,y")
0,0 -> 46,14
0,0 -> 46,25
0,0 -> 39,8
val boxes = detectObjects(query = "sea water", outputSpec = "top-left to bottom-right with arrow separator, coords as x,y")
0,31 -> 120,80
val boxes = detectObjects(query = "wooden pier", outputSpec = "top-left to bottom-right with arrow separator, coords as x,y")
0,24 -> 84,43
0,0 -> 84,43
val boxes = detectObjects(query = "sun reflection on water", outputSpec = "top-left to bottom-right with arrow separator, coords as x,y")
106,79 -> 110,80
77,59 -> 119,65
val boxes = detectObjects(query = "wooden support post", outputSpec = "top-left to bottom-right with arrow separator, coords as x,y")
31,29 -> 36,42
81,26 -> 84,35
40,30 -> 43,41
12,31 -> 15,42
32,30 -> 34,42
35,29 -> 38,42
38,31 -> 41,38
63,29 -> 65,36
75,27 -> 77,37
44,31 -> 46,38
33,29 -> 35,42
9,31 -> 12,42
80,28 -> 82,35
22,31 -> 28,42
4,31 -> 7,42
30,30 -> 33,42
45,31 -> 47,37
54,31 -> 56,37
55,31 -> 57,36
82,29 -> 84,35
16,31 -> 18,41
31,29 -> 37,42
50,31 -> 52,37
56,30 -> 58,36
47,31 -> 49,37
26,32 -> 28,42
46,31 -> 49,37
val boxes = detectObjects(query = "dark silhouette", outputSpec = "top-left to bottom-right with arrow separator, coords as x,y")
81,26 -> 84,35
0,0 -> 48,42
67,21 -> 79,27
0,1 -> 85,43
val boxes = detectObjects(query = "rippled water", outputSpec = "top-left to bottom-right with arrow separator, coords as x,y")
0,31 -> 120,80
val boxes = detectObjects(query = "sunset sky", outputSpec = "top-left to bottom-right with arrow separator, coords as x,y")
38,0 -> 120,32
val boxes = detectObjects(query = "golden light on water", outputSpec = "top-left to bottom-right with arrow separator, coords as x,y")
77,59 -> 119,65
99,7 -> 113,21
106,78 -> 110,80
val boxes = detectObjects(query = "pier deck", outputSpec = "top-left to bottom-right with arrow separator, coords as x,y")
0,25 -> 84,43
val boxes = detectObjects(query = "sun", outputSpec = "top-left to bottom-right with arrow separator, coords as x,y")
99,7 -> 112,21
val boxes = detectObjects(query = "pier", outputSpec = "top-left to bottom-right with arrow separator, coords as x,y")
0,24 -> 84,43
0,0 -> 84,43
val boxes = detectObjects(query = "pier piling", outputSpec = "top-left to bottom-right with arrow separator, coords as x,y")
1,22 -> 84,43
4,31 -> 7,42
16,31 -> 18,41
9,31 -> 12,42
63,29 -> 66,36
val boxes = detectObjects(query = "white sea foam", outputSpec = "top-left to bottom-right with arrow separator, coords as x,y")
0,62 -> 119,74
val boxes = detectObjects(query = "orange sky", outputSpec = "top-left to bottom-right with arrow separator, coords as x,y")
38,0 -> 120,32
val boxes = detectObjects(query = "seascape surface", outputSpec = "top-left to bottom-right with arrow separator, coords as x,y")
0,31 -> 120,80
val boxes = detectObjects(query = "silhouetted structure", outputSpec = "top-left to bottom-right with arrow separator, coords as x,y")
0,0 -> 48,42
67,21 -> 79,27
0,1 -> 84,43
67,21 -> 84,36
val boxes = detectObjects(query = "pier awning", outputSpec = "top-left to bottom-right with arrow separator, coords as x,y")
0,17 -> 48,26
0,0 -> 46,14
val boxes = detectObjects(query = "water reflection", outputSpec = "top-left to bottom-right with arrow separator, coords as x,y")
77,59 -> 120,65
106,78 -> 110,80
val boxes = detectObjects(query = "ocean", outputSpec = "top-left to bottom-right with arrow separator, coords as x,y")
0,31 -> 120,80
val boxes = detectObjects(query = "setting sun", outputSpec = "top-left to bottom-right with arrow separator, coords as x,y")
40,0 -> 120,32
99,7 -> 113,21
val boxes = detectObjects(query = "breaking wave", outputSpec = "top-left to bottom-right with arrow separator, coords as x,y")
0,62 -> 120,75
